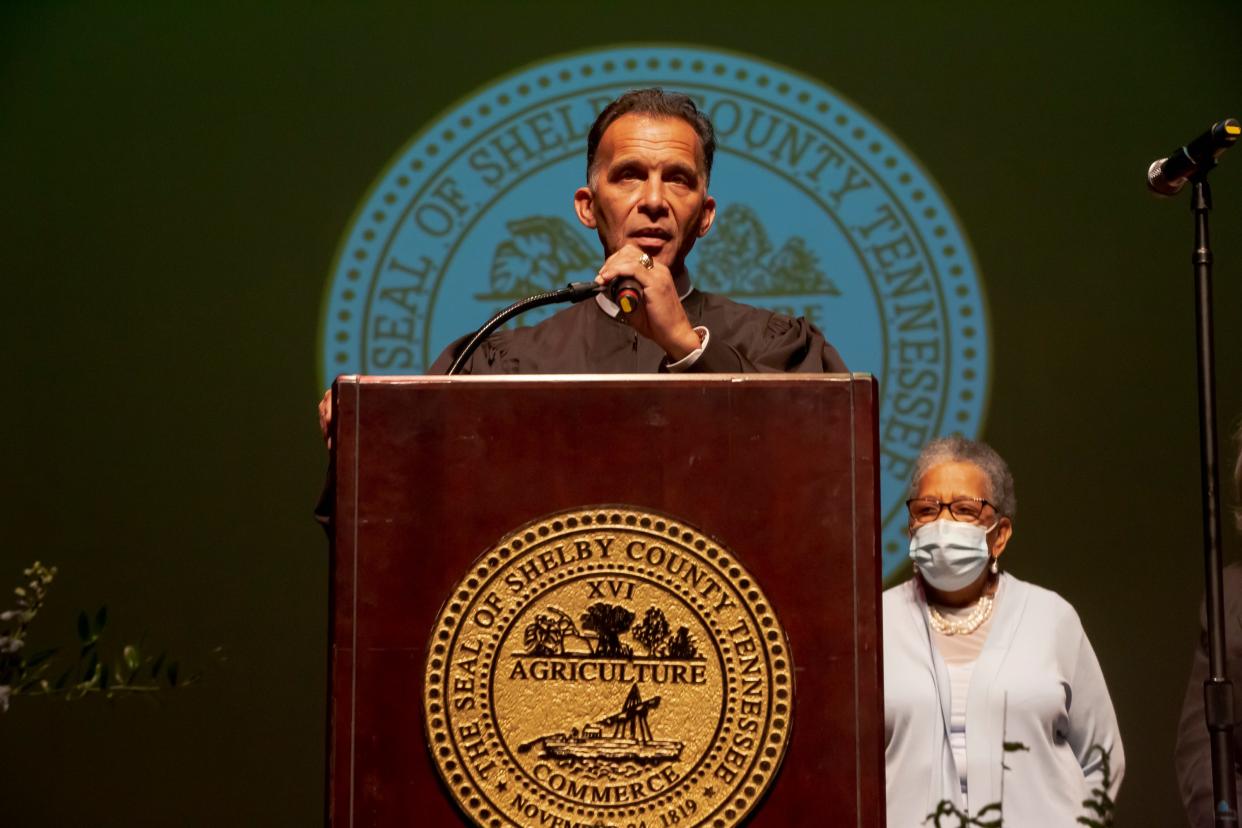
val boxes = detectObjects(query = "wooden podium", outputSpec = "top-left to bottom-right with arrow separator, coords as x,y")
327,374 -> 883,827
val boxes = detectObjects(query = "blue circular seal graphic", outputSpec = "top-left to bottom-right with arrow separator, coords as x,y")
320,44 -> 991,583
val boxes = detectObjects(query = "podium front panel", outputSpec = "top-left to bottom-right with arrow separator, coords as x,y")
329,374 -> 882,827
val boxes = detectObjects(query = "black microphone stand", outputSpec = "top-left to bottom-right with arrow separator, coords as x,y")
1190,172 -> 1240,827
446,281 -> 602,375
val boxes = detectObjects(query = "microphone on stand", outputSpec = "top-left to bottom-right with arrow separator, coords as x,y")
1149,116 -> 1242,828
1147,118 -> 1240,196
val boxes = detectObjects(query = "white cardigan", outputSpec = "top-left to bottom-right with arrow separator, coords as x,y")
883,574 -> 1125,827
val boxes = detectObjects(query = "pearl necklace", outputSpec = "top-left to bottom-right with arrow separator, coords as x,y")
928,593 -> 994,636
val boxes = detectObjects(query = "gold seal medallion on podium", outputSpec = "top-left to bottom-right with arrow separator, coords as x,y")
424,506 -> 793,828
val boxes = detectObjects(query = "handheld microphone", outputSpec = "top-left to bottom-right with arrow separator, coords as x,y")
1147,118 -> 1240,196
611,277 -> 643,316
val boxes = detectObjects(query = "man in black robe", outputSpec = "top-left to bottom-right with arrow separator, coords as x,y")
427,87 -> 845,377
318,89 -> 845,442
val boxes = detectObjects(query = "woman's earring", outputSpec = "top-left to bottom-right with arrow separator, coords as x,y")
990,557 -> 999,575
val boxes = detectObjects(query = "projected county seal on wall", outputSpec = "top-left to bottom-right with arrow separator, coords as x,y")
319,44 -> 991,582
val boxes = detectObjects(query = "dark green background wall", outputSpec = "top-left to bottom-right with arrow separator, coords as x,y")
3,2 -> 1241,825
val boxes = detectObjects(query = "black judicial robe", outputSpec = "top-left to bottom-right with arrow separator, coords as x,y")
429,289 -> 848,375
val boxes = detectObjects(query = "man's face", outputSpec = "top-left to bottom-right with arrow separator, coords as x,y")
574,114 -> 716,274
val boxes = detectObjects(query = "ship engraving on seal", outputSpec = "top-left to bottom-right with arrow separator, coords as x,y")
520,684 -> 684,764
424,506 -> 793,828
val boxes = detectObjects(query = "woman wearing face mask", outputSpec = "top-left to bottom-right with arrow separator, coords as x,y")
883,435 -> 1125,826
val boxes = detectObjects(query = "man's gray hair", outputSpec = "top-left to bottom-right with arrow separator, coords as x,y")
908,434 -> 1017,518
585,88 -> 715,187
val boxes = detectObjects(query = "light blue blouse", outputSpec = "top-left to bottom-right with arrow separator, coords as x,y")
883,574 -> 1125,827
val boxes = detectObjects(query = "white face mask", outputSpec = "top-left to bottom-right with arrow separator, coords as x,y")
908,519 -> 996,592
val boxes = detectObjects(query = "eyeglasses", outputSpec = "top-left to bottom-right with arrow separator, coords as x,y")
905,497 -> 996,524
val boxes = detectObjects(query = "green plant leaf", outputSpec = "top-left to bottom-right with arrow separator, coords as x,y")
77,611 -> 90,642
14,674 -> 42,692
94,606 -> 108,633
150,651 -> 166,679
53,668 -> 71,690
14,660 -> 52,689
24,647 -> 57,668
123,645 -> 140,672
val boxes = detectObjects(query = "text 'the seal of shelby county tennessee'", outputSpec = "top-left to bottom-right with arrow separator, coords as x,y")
424,506 -> 793,828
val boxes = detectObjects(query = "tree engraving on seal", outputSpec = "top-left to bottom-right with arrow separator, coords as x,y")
423,506 -> 793,828
520,603 -> 700,662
